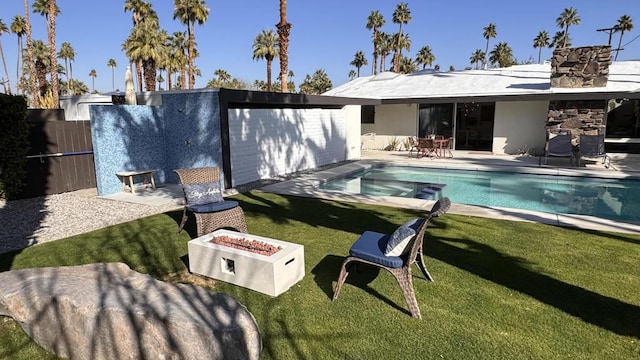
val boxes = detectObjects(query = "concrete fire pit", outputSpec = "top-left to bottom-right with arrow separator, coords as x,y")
188,230 -> 305,297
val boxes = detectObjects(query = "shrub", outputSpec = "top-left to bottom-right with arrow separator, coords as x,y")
0,94 -> 29,200
387,136 -> 400,151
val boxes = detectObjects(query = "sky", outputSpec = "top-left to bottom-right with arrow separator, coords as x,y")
1,0 -> 639,94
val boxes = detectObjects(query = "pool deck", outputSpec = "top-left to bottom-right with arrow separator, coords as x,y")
260,150 -> 640,234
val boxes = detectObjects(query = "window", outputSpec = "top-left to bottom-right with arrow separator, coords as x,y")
361,105 -> 375,124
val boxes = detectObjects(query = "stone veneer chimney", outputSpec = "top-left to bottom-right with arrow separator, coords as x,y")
546,46 -> 612,141
550,45 -> 612,88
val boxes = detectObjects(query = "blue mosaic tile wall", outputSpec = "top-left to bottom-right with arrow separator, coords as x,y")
89,91 -> 222,196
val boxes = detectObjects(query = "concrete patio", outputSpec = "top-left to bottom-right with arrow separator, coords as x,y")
102,150 -> 640,234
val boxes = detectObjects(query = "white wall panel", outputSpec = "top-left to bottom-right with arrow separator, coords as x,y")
229,108 -> 347,186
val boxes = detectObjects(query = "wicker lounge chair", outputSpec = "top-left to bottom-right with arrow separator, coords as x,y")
174,166 -> 247,237
332,197 -> 451,319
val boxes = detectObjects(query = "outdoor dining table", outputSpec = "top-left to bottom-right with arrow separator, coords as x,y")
417,137 -> 451,159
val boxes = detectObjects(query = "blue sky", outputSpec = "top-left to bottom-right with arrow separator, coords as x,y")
1,0 -> 639,93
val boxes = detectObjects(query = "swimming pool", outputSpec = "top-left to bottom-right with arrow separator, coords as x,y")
318,165 -> 640,222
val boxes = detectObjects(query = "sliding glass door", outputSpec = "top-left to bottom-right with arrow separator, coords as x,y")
418,104 -> 454,138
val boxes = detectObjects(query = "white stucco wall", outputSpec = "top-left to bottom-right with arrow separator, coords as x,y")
228,108 -> 347,186
343,105 -> 362,159
493,101 -> 548,155
362,104 -> 417,149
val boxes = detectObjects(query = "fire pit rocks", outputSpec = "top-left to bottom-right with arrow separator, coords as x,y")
188,230 -> 305,297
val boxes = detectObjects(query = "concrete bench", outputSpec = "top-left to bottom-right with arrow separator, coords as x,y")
116,170 -> 156,193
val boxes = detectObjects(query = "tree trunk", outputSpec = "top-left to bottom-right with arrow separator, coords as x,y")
16,36 -> 22,94
0,41 -> 11,94
35,61 -> 47,96
167,68 -> 172,90
136,60 -> 143,92
143,58 -> 156,91
266,57 -> 272,92
48,0 -> 59,106
276,0 -> 290,92
24,0 -> 38,107
187,23 -> 194,89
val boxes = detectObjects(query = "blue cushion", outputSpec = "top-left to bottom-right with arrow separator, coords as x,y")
183,182 -> 224,206
349,231 -> 404,268
188,200 -> 239,213
384,218 -> 421,256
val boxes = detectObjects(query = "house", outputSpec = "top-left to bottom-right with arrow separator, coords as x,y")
325,46 -> 640,155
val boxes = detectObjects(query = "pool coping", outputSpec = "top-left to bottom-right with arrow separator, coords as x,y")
259,160 -> 640,235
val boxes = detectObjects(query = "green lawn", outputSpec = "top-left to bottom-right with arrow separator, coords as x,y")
1,191 -> 639,359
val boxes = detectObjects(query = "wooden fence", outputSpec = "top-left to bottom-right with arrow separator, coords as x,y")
21,119 -> 96,198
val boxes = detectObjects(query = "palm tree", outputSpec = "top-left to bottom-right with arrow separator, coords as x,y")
489,42 -> 515,68
614,15 -> 633,61
124,0 -> 155,92
88,69 -> 97,92
348,69 -> 356,80
23,0 -> 38,106
32,39 -> 49,96
252,29 -> 279,91
33,0 -> 60,105
123,16 -> 163,91
379,32 -> 393,73
556,7 -> 580,48
0,19 -> 11,94
350,51 -> 368,77
469,49 -> 484,70
392,3 -> 411,73
276,0 -> 291,92
397,55 -> 417,74
299,69 -> 332,95
482,23 -> 497,69
173,0 -> 209,89
415,45 -> 435,69
169,31 -> 187,89
550,31 -> 570,48
57,42 -> 74,93
533,31 -> 550,64
10,16 -> 25,94
107,58 -> 117,91
214,69 -> 230,84
366,10 -> 385,76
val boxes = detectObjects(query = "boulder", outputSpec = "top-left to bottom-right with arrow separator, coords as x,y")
0,263 -> 261,360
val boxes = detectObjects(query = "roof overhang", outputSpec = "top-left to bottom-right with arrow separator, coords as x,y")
219,88 -> 380,109
377,91 -> 640,105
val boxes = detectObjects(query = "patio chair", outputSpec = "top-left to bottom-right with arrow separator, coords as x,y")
407,136 -> 420,158
543,130 -> 574,166
441,137 -> 454,158
174,166 -> 248,237
332,197 -> 451,319
417,138 -> 437,159
577,134 -> 611,168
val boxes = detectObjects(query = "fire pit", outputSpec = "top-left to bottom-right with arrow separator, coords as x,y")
188,229 -> 305,297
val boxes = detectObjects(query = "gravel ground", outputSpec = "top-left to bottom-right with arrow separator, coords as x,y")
0,161 -> 352,255
0,191 -> 181,254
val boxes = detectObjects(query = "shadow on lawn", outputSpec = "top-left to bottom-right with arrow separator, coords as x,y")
427,235 -> 640,339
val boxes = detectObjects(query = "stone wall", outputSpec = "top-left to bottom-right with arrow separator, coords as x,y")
550,46 -> 611,88
546,100 -> 607,140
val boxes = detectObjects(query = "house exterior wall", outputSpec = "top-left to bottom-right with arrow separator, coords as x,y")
364,104 -> 417,149
343,105 -> 362,159
228,108 -> 347,187
493,100 -> 548,155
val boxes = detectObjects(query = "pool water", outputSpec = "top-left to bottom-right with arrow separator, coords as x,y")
318,166 -> 640,222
